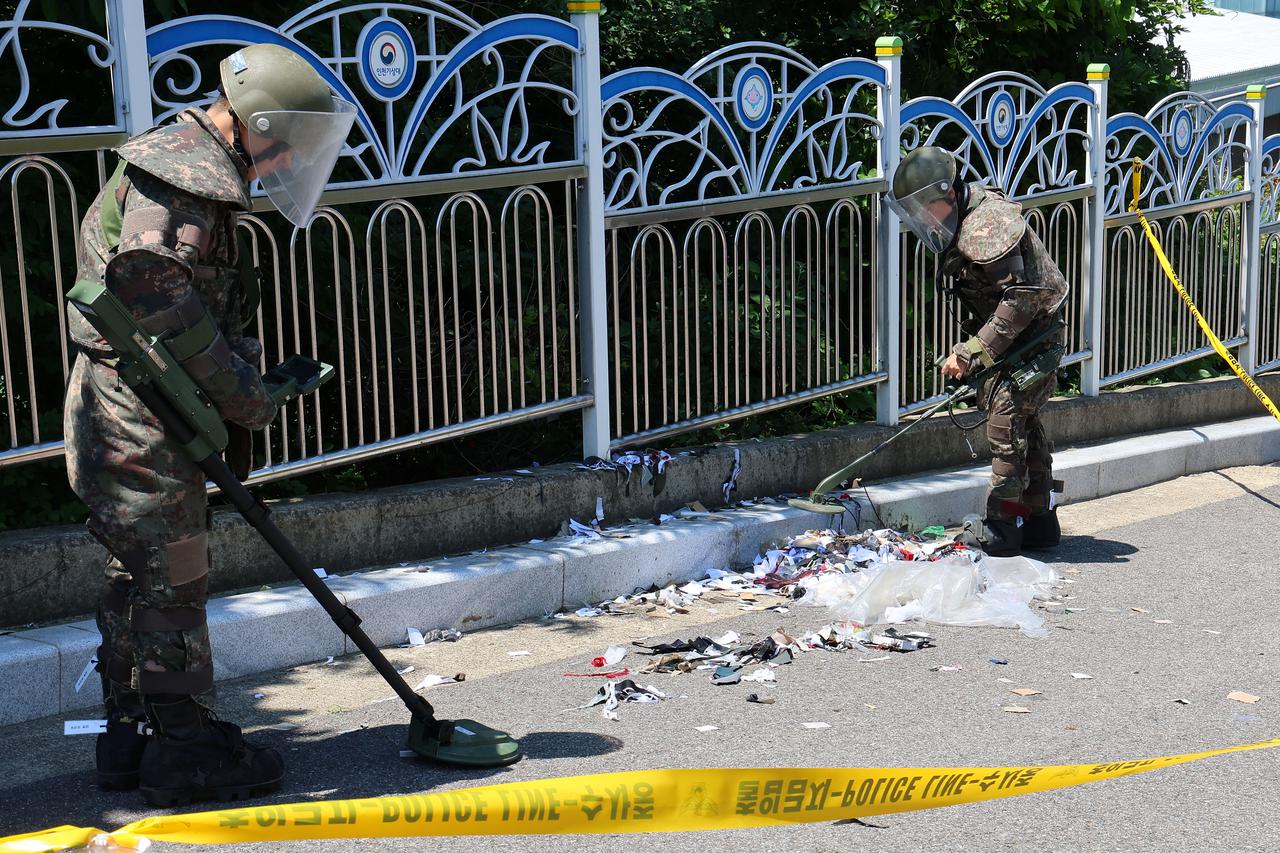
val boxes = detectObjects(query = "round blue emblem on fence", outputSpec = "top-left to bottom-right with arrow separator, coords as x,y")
988,91 -> 1016,147
358,17 -> 415,102
1172,108 -> 1194,158
734,65 -> 773,132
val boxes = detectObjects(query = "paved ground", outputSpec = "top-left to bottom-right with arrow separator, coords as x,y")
3,465 -> 1280,851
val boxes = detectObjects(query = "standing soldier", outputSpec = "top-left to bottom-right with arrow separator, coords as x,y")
887,146 -> 1068,557
64,44 -> 355,806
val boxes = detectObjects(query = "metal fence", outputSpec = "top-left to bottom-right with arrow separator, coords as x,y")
1,1 -> 1279,487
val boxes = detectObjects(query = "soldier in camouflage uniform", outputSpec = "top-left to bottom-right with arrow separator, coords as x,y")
887,146 -> 1068,556
64,44 -> 355,806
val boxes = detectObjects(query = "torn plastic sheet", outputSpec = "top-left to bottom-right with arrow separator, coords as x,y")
800,553 -> 1057,638
569,679 -> 668,720
722,448 -> 741,503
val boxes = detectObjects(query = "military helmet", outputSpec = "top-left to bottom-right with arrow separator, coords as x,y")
219,44 -> 334,125
217,44 -> 357,227
886,146 -> 961,254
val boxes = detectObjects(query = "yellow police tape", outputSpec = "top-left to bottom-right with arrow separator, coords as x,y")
3,737 -> 1279,850
1129,158 -> 1280,423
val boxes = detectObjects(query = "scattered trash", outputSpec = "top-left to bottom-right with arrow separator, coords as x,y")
563,669 -> 630,678
414,673 -> 465,691
570,679 -> 668,721
407,627 -> 425,647
75,656 -> 98,694
399,749 -> 417,758
741,668 -> 777,683
931,665 -> 963,672
695,725 -> 719,732
1228,691 -> 1261,704
508,650 -> 532,657
1173,698 -> 1190,705
712,666 -> 743,686
1203,630 -> 1223,635
1070,673 -> 1093,680
997,677 -> 1015,684
396,666 -> 415,675
1002,706 -> 1032,714
64,720 -> 108,736
866,628 -> 934,652
801,722 -> 831,729
1131,607 -> 1150,614
990,659 -> 1010,665
253,692 -> 265,700
266,722 -> 298,732
746,693 -> 775,705
323,656 -> 336,666
406,627 -> 461,646
592,646 -> 628,667
722,448 -> 741,503
313,567 -> 328,579
1232,712 -> 1262,723
1153,619 -> 1173,625
1010,688 -> 1041,697
575,607 -> 604,617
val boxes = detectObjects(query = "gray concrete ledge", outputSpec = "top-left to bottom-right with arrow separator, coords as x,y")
3,413 -> 1276,727
6,374 -> 1280,627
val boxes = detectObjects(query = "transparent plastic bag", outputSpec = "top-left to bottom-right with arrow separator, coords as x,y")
800,554 -> 1057,638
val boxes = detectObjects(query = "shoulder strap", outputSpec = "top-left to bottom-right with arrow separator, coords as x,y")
98,160 -> 130,250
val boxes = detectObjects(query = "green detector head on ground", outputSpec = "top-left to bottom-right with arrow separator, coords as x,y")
407,714 -> 523,767
787,495 -> 849,515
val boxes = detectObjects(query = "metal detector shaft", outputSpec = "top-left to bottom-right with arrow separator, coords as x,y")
131,382 -> 439,729
806,385 -> 972,500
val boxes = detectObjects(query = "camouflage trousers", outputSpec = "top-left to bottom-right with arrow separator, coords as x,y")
64,352 -> 215,720
978,357 -> 1060,522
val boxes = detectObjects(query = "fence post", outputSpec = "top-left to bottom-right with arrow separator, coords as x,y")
569,1 -> 612,458
106,0 -> 154,136
1240,84 -> 1267,375
1080,63 -> 1109,397
874,37 -> 902,427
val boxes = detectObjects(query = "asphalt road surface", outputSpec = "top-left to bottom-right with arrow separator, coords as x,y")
3,466 -> 1279,852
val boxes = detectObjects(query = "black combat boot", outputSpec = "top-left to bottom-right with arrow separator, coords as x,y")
139,695 -> 284,807
1022,509 -> 1060,550
979,517 -> 1024,557
96,717 -> 150,790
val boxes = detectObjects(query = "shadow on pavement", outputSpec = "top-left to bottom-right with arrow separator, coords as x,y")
1042,535 -> 1138,564
518,731 -> 623,760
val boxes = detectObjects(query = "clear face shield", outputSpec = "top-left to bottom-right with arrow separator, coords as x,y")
885,179 -> 959,254
242,97 -> 356,227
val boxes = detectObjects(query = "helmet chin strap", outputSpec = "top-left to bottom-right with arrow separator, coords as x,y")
228,112 -> 252,172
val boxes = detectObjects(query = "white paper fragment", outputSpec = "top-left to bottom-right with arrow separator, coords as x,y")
397,666 -> 415,675
64,720 -> 108,736
414,674 -> 461,690
576,607 -> 603,617
695,725 -> 719,733
1070,672 -> 1093,680
595,496 -> 605,521
742,668 -> 776,683
74,656 -> 98,694
407,627 -> 425,647
714,631 -> 741,646
313,567 -> 328,579
267,722 -> 298,731
253,692 -> 265,699
1203,629 -> 1222,635
399,749 -> 417,758
801,722 -> 831,730
324,656 -> 336,665
528,539 -> 545,544
508,650 -> 532,657
603,646 -> 628,666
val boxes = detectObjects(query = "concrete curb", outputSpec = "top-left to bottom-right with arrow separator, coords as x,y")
4,414 -> 1277,726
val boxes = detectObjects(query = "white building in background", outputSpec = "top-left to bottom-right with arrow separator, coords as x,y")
1172,7 -> 1280,133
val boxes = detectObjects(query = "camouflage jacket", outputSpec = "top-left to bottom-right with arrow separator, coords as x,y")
68,108 -> 277,430
943,185 -> 1068,371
